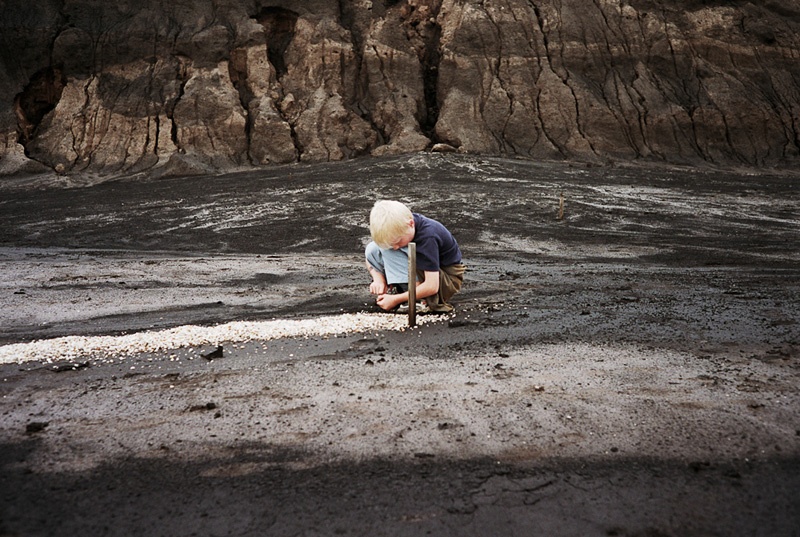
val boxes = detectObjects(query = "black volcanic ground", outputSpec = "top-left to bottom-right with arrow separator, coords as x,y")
1,154 -> 798,536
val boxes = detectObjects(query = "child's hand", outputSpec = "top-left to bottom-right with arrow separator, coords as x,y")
376,293 -> 404,311
370,280 -> 388,295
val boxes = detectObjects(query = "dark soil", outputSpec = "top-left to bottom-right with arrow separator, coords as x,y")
0,154 -> 798,536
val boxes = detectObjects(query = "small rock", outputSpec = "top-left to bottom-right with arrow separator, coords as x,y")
689,461 -> 712,473
431,143 -> 457,153
188,402 -> 218,412
447,499 -> 477,514
26,422 -> 49,434
51,361 -> 90,373
448,318 -> 481,328
202,346 -> 223,360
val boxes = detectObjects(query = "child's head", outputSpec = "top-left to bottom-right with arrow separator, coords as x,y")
370,200 -> 413,249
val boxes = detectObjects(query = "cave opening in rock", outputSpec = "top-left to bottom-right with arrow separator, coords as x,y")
14,67 -> 66,146
256,7 -> 299,79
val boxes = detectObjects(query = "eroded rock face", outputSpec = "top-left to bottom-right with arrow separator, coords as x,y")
1,0 -> 799,177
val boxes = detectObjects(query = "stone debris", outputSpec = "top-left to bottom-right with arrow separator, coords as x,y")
25,422 -> 49,434
187,402 -> 218,413
50,361 -> 91,373
201,345 -> 224,360
0,313 -> 444,365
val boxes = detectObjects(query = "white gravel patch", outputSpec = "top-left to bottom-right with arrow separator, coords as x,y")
0,313 -> 444,365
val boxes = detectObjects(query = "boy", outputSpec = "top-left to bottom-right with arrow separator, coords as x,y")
365,200 -> 465,313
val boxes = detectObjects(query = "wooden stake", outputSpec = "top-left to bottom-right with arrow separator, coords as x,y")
558,192 -> 565,220
408,242 -> 416,327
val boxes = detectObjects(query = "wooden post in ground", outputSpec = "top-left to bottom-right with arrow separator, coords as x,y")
408,242 -> 416,327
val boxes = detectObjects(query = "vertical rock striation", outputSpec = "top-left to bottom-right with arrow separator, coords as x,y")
1,0 -> 799,178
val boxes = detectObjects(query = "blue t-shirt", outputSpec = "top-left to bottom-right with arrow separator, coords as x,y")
412,213 -> 462,272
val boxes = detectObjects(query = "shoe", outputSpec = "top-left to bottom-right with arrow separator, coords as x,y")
395,301 -> 429,314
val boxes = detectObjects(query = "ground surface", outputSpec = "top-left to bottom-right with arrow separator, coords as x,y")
0,154 -> 798,536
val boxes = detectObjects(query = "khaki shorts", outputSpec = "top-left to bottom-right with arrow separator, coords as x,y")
417,263 -> 466,313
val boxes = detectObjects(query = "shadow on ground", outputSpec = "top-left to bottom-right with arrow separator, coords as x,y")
2,436 -> 798,537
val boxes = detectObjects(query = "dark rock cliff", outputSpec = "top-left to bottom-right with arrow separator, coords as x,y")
1,0 -> 799,177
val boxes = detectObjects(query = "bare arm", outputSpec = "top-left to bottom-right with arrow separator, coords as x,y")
366,262 -> 388,295
416,270 -> 440,299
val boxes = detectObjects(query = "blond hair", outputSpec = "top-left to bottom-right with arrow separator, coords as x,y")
369,200 -> 412,248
